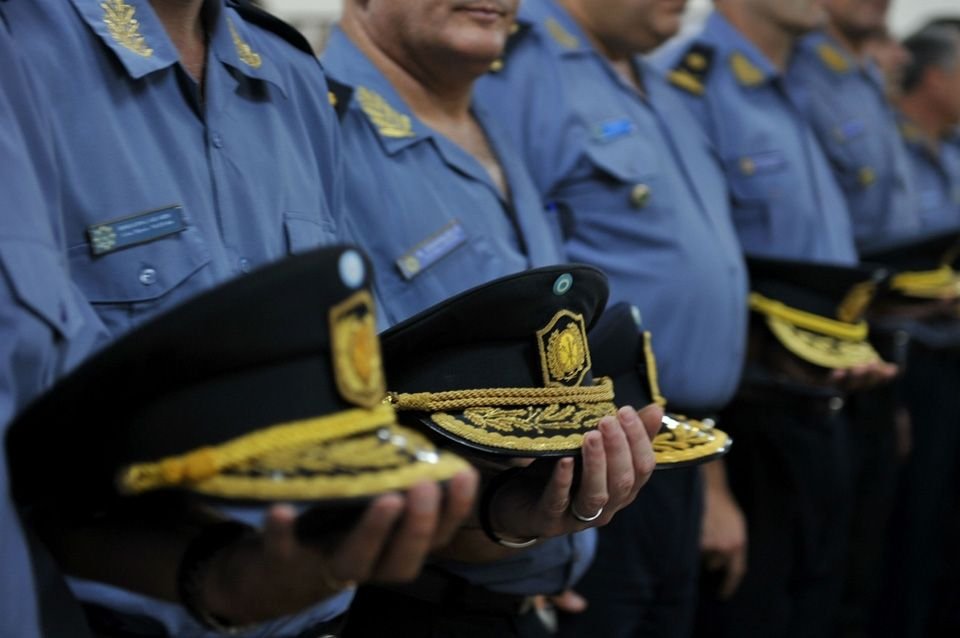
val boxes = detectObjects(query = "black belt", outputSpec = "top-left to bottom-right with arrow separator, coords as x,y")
377,566 -> 537,616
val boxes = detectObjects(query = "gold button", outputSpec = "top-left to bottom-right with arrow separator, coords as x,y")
490,59 -> 504,73
739,157 -> 756,176
510,23 -> 520,34
630,184 -> 651,209
858,166 -> 876,187
402,255 -> 420,276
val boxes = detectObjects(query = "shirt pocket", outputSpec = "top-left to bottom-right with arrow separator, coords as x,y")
725,151 -> 790,248
67,215 -> 212,333
0,240 -> 86,341
283,212 -> 334,255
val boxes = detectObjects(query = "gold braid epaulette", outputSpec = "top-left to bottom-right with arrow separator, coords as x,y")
387,377 -> 615,412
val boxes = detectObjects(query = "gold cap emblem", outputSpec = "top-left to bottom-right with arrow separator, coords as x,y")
537,310 -> 591,387
330,291 -> 385,408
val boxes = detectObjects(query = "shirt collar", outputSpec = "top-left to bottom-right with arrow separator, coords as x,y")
701,11 -> 780,88
520,0 -> 593,57
321,27 -> 430,155
70,0 -> 286,94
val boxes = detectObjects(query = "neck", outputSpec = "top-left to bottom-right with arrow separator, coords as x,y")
718,6 -> 794,71
825,21 -> 867,60
340,15 -> 477,123
149,0 -> 206,80
898,92 -> 952,147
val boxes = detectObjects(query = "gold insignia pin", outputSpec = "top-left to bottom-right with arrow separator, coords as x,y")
739,157 -> 756,176
817,43 -> 850,73
730,53 -> 764,87
630,184 -> 652,209
686,53 -> 707,71
546,17 -> 580,49
490,59 -> 504,73
101,0 -> 154,58
356,87 -> 416,139
537,310 -> 591,388
859,166 -> 877,187
330,290 -> 386,409
668,70 -> 705,96
228,18 -> 263,69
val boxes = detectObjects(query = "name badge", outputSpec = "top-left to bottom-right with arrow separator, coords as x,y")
396,221 -> 467,280
87,205 -> 187,256
738,151 -> 786,176
835,120 -> 866,143
592,118 -> 636,144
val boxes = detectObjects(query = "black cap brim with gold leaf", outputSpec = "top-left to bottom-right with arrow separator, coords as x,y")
861,229 -> 960,301
381,265 -> 618,457
588,303 -> 732,468
746,256 -> 889,370
7,246 -> 468,513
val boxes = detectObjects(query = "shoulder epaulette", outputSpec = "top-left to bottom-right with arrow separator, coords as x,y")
228,0 -> 315,57
816,42 -> 850,74
489,21 -> 532,74
668,43 -> 714,96
326,77 -> 353,120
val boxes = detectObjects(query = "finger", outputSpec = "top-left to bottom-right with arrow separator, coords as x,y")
370,481 -> 442,582
536,457 -> 576,524
720,549 -> 747,600
637,402 -> 664,442
550,589 -> 588,614
330,493 -> 404,583
571,428 -> 609,524
432,469 -> 479,548
263,504 -> 298,562
619,405 -> 657,502
600,412 -> 636,511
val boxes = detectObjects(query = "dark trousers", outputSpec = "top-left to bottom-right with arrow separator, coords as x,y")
695,398 -> 851,638
342,584 -> 550,638
557,466 -> 703,638
836,388 -> 900,638
871,346 -> 960,638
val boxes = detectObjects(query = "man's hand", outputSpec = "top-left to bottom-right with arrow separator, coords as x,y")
486,404 -> 660,539
829,360 -> 898,392
701,460 -> 747,600
203,471 -> 478,625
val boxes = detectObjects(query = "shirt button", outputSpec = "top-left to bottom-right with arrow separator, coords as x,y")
828,396 -> 845,412
139,267 -> 158,286
210,132 -> 224,148
629,183 -> 651,209
239,258 -> 251,274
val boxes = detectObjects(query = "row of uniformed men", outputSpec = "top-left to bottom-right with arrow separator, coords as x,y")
3,0 -> 960,637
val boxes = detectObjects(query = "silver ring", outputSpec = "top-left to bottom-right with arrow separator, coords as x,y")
570,504 -> 603,523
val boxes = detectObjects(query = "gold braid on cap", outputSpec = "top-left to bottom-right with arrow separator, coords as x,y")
386,377 -> 614,412
891,265 -> 960,298
119,404 -> 398,494
749,292 -> 868,341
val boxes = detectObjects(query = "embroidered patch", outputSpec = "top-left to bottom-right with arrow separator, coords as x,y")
395,221 -> 467,280
537,310 -> 591,388
101,0 -> 153,58
356,87 -> 415,139
87,205 -> 186,256
592,118 -> 637,143
329,290 -> 385,409
546,17 -> 579,49
730,52 -> 764,87
227,18 -> 262,69
817,43 -> 850,73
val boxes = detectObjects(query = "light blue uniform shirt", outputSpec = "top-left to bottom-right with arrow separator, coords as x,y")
0,21 -> 107,638
476,0 -> 749,411
322,27 -> 592,596
4,0 -> 342,340
898,117 -> 960,232
790,32 -> 922,251
4,0 -> 350,634
322,27 -> 565,327
655,12 -> 857,265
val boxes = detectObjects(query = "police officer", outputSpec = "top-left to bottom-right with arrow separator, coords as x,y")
656,1 -> 896,635
2,0 -> 476,635
322,1 -> 661,635
474,1 -> 748,635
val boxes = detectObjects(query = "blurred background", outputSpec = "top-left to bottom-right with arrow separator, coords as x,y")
262,0 -> 960,51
